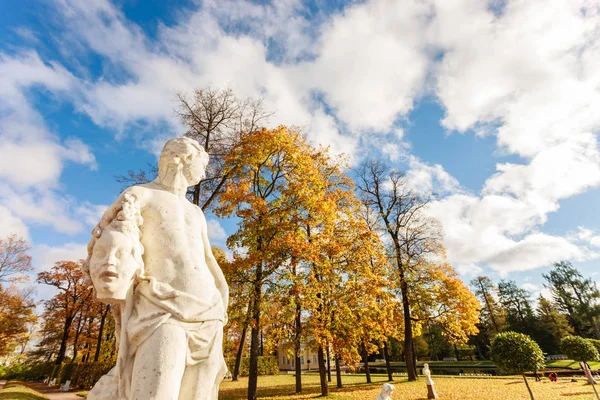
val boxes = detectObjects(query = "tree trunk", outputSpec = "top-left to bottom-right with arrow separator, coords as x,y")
453,343 -> 460,361
326,345 -> 332,382
247,263 -> 262,400
399,271 -> 417,380
477,278 -> 500,332
71,315 -> 84,362
335,353 -> 343,388
56,316 -> 74,365
363,345 -> 372,383
317,344 -> 329,396
260,329 -> 264,356
94,304 -> 111,362
294,301 -> 302,393
233,324 -> 248,381
233,298 -> 253,381
193,183 -> 200,206
384,342 -> 393,381
522,374 -> 535,400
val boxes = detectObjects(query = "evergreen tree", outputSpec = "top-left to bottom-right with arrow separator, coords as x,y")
543,261 -> 600,338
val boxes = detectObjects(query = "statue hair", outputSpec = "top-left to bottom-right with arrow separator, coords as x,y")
83,193 -> 144,278
157,137 -> 208,182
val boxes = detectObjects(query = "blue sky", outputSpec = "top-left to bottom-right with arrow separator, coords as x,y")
1,0 -> 600,301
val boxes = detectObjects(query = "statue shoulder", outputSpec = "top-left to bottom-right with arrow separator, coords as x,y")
122,183 -> 155,203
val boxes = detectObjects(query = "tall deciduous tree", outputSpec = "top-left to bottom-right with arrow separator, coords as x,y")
0,285 -> 37,357
176,87 -> 272,210
412,262 -> 480,351
37,260 -> 93,364
356,160 -> 443,381
0,235 -> 33,283
216,126 -> 330,400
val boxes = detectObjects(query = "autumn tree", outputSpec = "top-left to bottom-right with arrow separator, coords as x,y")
177,87 -> 272,209
0,235 -> 36,357
356,160 -> 443,381
0,235 -> 33,283
411,261 -> 480,360
37,260 -> 94,364
0,285 -> 37,357
216,126 -> 331,400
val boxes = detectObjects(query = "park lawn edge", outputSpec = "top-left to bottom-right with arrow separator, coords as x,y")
0,380 -> 49,400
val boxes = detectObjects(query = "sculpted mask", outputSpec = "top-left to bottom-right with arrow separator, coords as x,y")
90,228 -> 139,301
87,193 -> 144,303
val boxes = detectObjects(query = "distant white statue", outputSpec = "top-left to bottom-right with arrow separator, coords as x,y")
60,380 -> 71,392
423,363 -> 439,399
581,362 -> 597,385
84,137 -> 229,400
376,383 -> 395,400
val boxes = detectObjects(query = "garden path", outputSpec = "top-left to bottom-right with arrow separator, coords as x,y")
27,381 -> 82,400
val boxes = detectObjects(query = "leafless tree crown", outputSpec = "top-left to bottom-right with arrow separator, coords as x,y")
176,87 -> 274,210
356,159 -> 442,269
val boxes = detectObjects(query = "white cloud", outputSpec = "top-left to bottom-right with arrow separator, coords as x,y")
575,227 -> 600,248
427,193 -> 596,275
424,0 -> 600,273
306,0 -> 431,132
0,184 -> 88,234
0,206 -> 29,239
207,218 -> 227,242
0,50 -> 99,237
33,242 -> 87,272
50,0 -> 432,158
75,202 -> 108,227
406,156 -> 460,196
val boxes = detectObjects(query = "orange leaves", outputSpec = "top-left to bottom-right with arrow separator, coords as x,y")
411,260 -> 480,344
0,285 -> 37,357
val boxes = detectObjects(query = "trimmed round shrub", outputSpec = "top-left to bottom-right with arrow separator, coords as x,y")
587,338 -> 600,355
490,331 -> 545,375
561,335 -> 599,362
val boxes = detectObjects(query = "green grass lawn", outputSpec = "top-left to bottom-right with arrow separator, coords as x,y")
0,381 -> 49,400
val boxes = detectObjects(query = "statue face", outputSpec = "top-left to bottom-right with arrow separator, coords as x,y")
183,152 -> 208,186
89,229 -> 139,302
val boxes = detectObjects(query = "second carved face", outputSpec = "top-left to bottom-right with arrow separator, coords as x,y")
89,228 -> 140,302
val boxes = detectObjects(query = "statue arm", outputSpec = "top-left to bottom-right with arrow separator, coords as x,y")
200,210 -> 229,313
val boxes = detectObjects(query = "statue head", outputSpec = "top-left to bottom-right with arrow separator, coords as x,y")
88,194 -> 144,302
157,137 -> 208,187
380,383 -> 395,397
423,363 -> 431,376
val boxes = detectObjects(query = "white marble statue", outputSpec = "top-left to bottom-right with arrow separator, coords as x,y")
423,363 -> 439,399
84,137 -> 229,400
376,383 -> 395,400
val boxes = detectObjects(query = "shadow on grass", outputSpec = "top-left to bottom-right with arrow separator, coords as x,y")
220,378 -> 414,400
